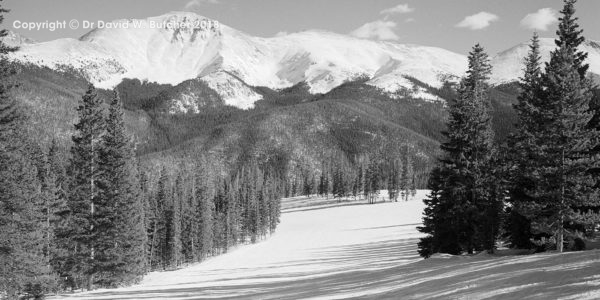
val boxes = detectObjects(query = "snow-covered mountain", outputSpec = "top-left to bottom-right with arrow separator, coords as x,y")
2,31 -> 36,47
8,12 -> 600,110
491,38 -> 600,84
9,12 -> 467,109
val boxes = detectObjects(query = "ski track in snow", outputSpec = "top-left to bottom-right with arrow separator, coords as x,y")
53,191 -> 600,300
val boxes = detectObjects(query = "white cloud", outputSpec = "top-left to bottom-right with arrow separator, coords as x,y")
380,4 -> 415,15
456,12 -> 499,30
185,0 -> 219,9
520,8 -> 559,31
350,20 -> 399,41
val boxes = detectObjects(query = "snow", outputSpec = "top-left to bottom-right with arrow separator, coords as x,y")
51,190 -> 600,299
200,71 -> 262,110
9,12 -> 467,109
491,38 -> 600,84
10,13 -> 600,109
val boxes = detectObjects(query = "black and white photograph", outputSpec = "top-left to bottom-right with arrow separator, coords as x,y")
1,0 -> 600,299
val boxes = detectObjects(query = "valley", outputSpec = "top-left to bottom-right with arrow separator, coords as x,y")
53,192 -> 600,300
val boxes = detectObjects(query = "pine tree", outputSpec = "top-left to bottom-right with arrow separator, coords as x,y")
527,0 -> 598,252
318,172 -> 326,197
418,44 -> 498,256
0,5 -> 50,295
333,165 -> 345,200
417,167 -> 459,257
152,167 -> 170,270
66,84 -> 106,289
387,158 -> 399,202
399,150 -> 410,201
95,90 -> 146,285
302,172 -> 313,197
166,175 -> 183,269
136,164 -> 152,270
506,33 -> 543,249
555,0 -> 588,79
195,167 -> 214,259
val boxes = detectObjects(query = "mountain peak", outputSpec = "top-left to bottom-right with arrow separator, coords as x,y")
79,11 -> 221,42
1,30 -> 36,47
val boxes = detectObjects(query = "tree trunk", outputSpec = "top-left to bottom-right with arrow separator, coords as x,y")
558,148 -> 565,253
557,216 -> 564,252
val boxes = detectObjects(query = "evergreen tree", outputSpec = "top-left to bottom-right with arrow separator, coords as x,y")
417,167 -> 460,257
527,0 -> 598,252
0,4 -> 50,296
418,44 -> 498,256
399,150 -> 410,201
318,172 -> 326,197
505,33 -> 543,249
302,172 -> 313,197
95,90 -> 146,285
387,158 -> 399,202
153,168 -> 170,270
66,84 -> 106,289
195,167 -> 214,259
166,175 -> 183,268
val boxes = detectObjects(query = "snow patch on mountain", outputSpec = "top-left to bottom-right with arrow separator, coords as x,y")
368,75 -> 442,102
201,71 -> 262,109
491,38 -> 600,84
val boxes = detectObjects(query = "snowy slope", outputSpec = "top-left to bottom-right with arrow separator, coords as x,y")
52,191 -> 600,300
491,38 -> 600,84
9,12 -> 467,109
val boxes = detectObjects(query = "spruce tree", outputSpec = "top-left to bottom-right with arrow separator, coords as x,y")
67,84 -> 106,289
0,4 -> 49,294
530,0 -> 598,252
399,150 -> 410,201
506,33 -> 543,249
96,90 -> 146,285
166,175 -> 183,269
418,44 -> 497,256
195,167 -> 214,259
153,167 -> 170,269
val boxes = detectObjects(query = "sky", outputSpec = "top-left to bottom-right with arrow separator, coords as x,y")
3,0 -> 600,55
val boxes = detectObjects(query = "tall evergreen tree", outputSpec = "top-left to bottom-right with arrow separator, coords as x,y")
505,33 -> 543,249
152,167 -> 170,269
195,167 -> 214,259
95,90 -> 146,285
418,44 -> 498,256
525,0 -> 598,252
0,5 -> 53,296
166,174 -> 183,269
67,84 -> 106,289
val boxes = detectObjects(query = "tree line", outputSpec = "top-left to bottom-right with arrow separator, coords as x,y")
1,83 -> 284,298
286,150 -> 418,203
419,0 -> 600,257
0,21 -> 284,300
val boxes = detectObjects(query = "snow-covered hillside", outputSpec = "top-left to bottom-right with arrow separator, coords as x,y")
9,12 -> 467,109
491,38 -> 600,84
52,191 -> 600,300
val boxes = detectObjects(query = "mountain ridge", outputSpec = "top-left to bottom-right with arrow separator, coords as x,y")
6,12 -> 600,111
